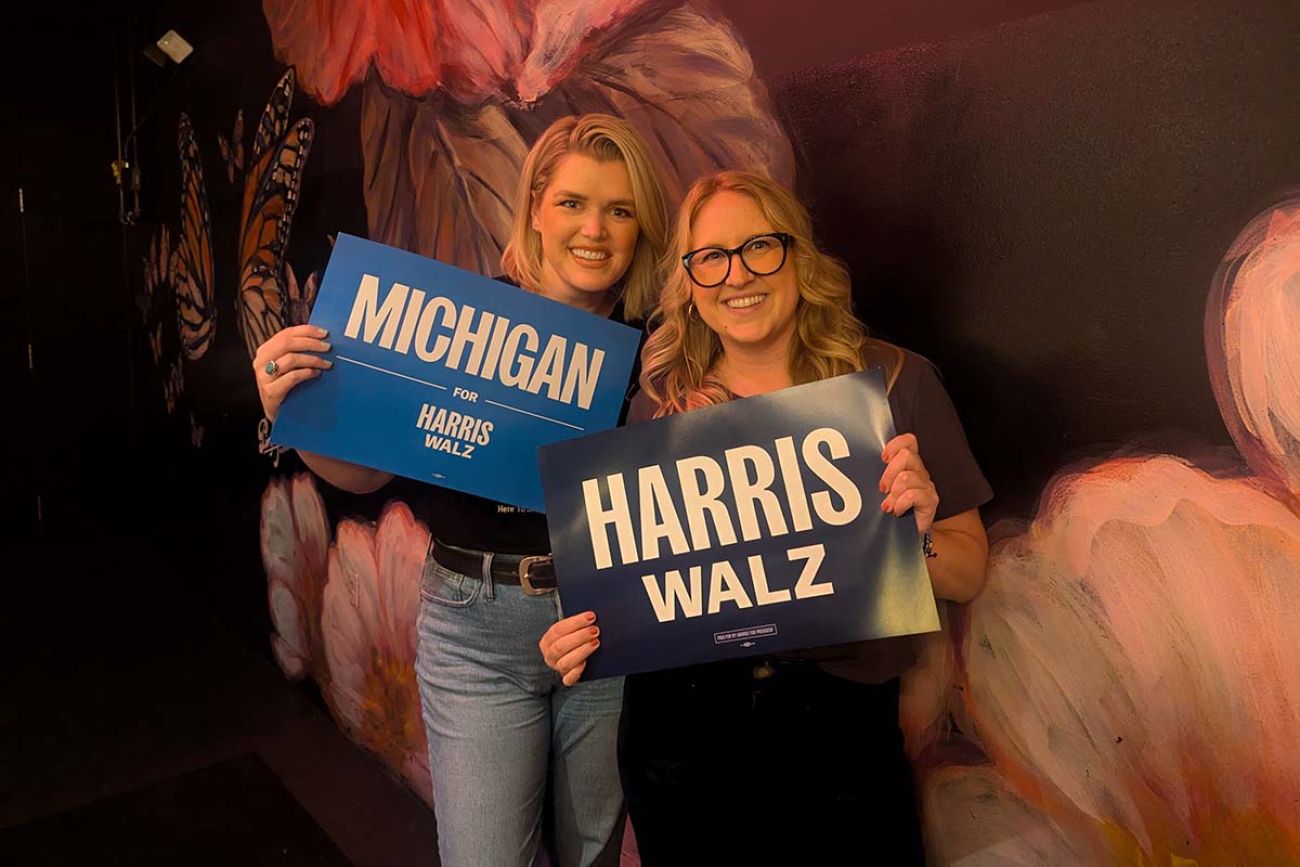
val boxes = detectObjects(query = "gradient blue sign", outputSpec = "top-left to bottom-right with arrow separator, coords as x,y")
270,234 -> 641,511
539,370 -> 940,679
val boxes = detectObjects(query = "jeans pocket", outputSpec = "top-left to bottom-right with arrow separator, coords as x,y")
420,558 -> 481,608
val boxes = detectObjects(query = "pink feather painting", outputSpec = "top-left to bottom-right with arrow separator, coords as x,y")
263,0 -> 795,274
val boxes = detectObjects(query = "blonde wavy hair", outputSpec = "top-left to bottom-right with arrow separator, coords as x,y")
500,114 -> 668,321
640,170 -> 902,415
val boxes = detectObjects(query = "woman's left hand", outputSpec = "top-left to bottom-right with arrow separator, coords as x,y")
879,433 -> 939,534
540,612 -> 601,687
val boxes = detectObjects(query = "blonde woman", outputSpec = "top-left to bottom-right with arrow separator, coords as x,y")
540,171 -> 990,863
253,115 -> 668,866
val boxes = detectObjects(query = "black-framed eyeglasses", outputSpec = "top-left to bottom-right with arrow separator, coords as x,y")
681,232 -> 792,288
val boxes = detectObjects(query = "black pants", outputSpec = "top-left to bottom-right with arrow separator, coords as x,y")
618,658 -> 926,866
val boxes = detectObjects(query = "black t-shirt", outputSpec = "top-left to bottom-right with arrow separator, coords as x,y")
397,291 -> 644,555
626,349 -> 992,683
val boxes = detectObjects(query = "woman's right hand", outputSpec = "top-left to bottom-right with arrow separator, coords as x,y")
253,325 -> 333,421
540,612 -> 601,686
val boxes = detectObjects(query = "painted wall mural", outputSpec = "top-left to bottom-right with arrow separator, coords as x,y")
125,0 -> 1300,862
897,197 -> 1300,865
914,464 -> 1300,862
261,473 -> 435,806
1207,199 -> 1300,499
136,68 -> 319,427
263,0 -> 796,273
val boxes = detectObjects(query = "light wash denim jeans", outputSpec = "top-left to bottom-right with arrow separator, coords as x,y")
415,547 -> 625,867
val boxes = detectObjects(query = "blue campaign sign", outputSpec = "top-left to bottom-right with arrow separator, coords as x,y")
270,234 -> 641,511
539,369 -> 940,679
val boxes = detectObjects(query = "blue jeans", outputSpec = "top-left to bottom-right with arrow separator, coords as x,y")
415,548 -> 625,867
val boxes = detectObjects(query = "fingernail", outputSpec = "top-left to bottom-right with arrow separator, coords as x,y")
882,500 -> 892,513
316,327 -> 328,337
879,482 -> 887,493
585,612 -> 596,622
592,640 -> 600,648
324,360 -> 334,368
321,342 -> 332,351
590,627 -> 599,637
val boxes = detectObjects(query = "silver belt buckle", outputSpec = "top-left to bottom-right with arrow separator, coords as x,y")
518,555 -> 556,596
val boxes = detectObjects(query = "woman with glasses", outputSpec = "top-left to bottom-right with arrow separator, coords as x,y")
539,170 -> 991,863
254,115 -> 668,867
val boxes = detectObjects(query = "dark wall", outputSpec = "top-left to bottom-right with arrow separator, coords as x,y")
772,0 -> 1300,517
716,0 -> 1090,78
0,4 -> 367,643
1,9 -> 140,541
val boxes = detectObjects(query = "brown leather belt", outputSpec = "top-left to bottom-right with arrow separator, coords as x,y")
431,542 -> 558,596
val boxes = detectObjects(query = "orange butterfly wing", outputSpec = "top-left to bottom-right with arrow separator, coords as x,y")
174,113 -> 216,361
237,120 -> 314,358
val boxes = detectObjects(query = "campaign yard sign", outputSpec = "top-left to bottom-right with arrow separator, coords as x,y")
270,233 -> 641,511
539,369 -> 940,679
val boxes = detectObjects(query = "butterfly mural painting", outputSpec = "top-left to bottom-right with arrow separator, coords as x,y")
147,322 -> 163,364
139,225 -> 171,321
142,70 -> 318,424
284,262 -> 321,329
236,69 -> 315,361
173,114 -> 216,362
139,225 -> 187,416
217,108 -> 246,183
162,359 -> 185,415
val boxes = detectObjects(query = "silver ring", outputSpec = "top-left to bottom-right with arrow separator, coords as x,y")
264,359 -> 279,377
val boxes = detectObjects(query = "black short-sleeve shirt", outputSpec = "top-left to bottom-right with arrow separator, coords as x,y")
627,349 -> 992,682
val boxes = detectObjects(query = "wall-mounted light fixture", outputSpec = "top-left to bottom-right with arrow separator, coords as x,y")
112,28 -> 197,224
142,29 -> 193,67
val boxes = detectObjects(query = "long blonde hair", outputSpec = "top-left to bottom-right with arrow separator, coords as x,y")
640,170 -> 902,415
500,114 -> 668,321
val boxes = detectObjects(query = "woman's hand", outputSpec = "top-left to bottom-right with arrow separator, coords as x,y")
253,325 -> 333,421
540,612 -> 601,686
253,324 -> 394,494
881,434 -> 989,601
879,433 -> 939,534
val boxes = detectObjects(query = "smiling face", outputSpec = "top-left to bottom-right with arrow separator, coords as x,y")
530,153 -> 640,311
688,190 -> 800,360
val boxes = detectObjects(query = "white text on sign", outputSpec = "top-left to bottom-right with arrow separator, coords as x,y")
345,274 -> 607,409
580,428 -> 866,622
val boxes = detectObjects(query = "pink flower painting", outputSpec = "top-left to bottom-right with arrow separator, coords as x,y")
942,457 -> 1300,864
912,199 -> 1300,864
1206,196 -> 1300,499
321,502 -> 433,804
260,473 -> 332,679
